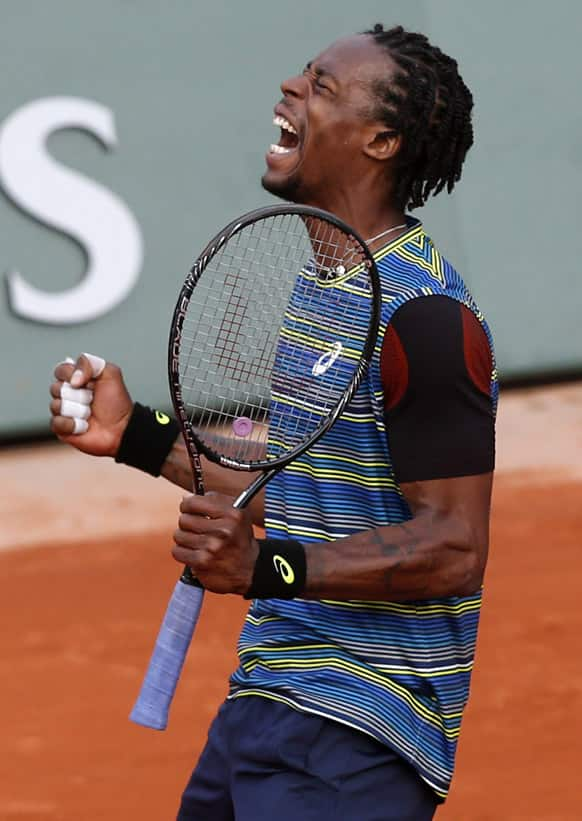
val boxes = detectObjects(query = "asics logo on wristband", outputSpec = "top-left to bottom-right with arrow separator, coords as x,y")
155,411 -> 171,425
273,555 -> 295,585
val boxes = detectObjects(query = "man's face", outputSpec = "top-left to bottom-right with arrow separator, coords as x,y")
262,34 -> 395,207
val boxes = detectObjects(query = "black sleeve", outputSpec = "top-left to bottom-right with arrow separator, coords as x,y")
381,295 -> 495,483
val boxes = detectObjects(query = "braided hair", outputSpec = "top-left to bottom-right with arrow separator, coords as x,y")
364,24 -> 474,210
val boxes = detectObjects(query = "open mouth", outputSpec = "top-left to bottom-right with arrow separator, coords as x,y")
269,114 -> 300,155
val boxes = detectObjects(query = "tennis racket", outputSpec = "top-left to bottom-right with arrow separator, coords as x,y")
130,203 -> 381,730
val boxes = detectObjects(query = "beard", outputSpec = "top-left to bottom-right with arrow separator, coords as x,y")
260,169 -> 303,203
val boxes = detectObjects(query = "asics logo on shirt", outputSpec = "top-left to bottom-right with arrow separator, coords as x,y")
312,342 -> 343,376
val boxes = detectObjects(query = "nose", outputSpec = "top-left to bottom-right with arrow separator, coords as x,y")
280,73 -> 308,99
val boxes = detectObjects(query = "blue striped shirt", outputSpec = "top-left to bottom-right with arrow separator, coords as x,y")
229,218 -> 497,799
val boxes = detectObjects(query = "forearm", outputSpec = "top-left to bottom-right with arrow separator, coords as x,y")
303,512 -> 483,602
160,435 -> 197,490
161,435 -> 265,526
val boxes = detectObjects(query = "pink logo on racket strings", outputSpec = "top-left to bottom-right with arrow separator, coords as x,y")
232,417 -> 253,437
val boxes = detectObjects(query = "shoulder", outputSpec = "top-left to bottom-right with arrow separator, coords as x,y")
375,223 -> 467,298
393,293 -> 490,359
382,295 -> 492,402
380,296 -> 496,483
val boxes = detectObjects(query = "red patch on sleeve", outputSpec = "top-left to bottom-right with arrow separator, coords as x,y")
461,307 -> 492,396
380,324 -> 409,410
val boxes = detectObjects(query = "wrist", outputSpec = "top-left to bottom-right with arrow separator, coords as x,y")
245,538 -> 306,599
115,402 -> 181,476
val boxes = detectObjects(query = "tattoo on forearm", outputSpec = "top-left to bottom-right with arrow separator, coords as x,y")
368,525 -> 432,594
369,529 -> 405,587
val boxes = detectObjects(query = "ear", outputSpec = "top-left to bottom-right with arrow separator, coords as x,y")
363,128 -> 402,162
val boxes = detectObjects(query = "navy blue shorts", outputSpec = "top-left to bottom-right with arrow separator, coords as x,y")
177,696 -> 437,820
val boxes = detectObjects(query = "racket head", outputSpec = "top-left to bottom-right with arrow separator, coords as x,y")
169,204 -> 381,472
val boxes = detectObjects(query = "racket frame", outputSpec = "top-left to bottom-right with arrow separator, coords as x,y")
168,203 -> 382,484
129,205 -> 383,729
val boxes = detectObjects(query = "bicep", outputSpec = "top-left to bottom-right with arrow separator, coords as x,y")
400,473 -> 493,539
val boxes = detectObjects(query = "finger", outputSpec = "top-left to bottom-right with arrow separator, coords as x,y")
54,363 -> 75,382
70,353 -> 105,388
50,415 -> 89,436
177,512 -> 228,536
53,356 -> 74,381
173,528 -> 198,549
173,528 -> 212,553
71,417 -> 89,435
179,493 -> 235,517
174,527 -> 223,551
60,382 -> 93,405
60,398 -> 92,421
69,354 -> 94,388
51,414 -> 75,436
81,352 -> 106,378
171,543 -> 211,569
51,378 -> 97,400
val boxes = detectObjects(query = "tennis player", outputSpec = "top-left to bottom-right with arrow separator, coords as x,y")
50,25 -> 496,820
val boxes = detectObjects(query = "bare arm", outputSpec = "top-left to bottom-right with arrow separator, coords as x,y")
304,473 -> 492,600
172,472 -> 492,600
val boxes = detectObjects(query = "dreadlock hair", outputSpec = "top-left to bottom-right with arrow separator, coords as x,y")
363,24 -> 474,210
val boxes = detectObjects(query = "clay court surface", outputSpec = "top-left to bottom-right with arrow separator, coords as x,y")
2,383 -> 581,820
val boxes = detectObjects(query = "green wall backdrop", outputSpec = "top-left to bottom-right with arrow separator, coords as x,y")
1,1 -> 580,435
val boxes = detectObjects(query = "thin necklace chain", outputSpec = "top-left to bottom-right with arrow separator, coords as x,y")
317,221 -> 408,278
365,222 -> 407,246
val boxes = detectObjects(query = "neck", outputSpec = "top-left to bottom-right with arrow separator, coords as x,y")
300,176 -> 408,250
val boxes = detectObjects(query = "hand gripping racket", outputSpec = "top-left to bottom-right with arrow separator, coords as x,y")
130,204 -> 381,729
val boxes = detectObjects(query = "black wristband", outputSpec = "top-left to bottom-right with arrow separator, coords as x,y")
245,538 -> 306,600
115,402 -> 180,476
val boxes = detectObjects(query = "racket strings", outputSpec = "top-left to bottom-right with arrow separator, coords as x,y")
269,265 -> 369,449
177,214 -> 374,466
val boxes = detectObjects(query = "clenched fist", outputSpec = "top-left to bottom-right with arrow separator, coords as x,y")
49,353 -> 133,457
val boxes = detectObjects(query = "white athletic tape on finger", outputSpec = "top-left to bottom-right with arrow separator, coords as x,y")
60,399 -> 92,420
82,352 -> 106,379
72,417 -> 89,435
60,382 -> 93,405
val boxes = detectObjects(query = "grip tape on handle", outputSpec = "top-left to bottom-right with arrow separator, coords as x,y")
129,580 -> 205,730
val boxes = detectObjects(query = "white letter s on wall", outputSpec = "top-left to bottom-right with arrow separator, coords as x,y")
0,97 -> 143,324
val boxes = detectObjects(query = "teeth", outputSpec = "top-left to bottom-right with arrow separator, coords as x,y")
270,143 -> 292,154
272,115 -> 297,135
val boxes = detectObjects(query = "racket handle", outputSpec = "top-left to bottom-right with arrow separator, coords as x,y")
130,577 -> 204,730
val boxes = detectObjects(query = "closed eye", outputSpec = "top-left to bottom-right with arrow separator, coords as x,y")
303,67 -> 333,94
